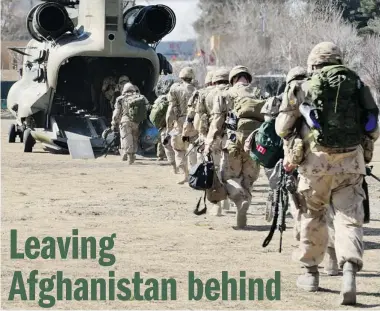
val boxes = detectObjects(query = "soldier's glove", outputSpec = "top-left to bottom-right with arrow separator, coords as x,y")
111,125 -> 118,133
362,136 -> 374,164
182,136 -> 190,142
285,138 -> 304,165
204,144 -> 211,156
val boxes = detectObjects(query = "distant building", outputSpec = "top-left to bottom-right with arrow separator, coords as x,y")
1,41 -> 29,71
156,40 -> 196,61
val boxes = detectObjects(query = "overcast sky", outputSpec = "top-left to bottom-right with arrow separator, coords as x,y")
135,0 -> 199,41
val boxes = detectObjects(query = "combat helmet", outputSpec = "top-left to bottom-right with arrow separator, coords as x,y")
204,70 -> 214,85
307,42 -> 343,69
122,82 -> 138,94
229,65 -> 252,84
212,68 -> 229,84
179,67 -> 195,80
118,75 -> 130,85
286,66 -> 307,84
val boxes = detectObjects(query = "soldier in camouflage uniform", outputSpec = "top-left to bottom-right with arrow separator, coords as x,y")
275,42 -> 379,305
114,75 -> 130,102
277,67 -> 339,277
183,70 -> 215,164
199,69 -> 233,215
154,79 -> 176,167
205,66 -> 261,227
111,83 -> 149,164
166,67 -> 197,184
102,76 -> 117,103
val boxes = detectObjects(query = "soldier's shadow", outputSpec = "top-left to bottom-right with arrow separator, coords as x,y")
364,227 -> 380,236
233,225 -> 277,231
318,288 -> 380,308
364,241 -> 380,250
363,227 -> 380,250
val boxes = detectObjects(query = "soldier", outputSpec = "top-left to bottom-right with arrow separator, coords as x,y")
263,69 -> 340,277
275,42 -> 379,305
200,69 -> 232,215
102,75 -> 117,105
96,75 -> 118,117
153,78 -> 176,167
183,70 -> 215,166
166,67 -> 197,184
111,83 -> 149,164
115,75 -> 130,101
204,66 -> 261,227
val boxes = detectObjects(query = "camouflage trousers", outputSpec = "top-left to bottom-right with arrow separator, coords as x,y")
158,128 -> 175,163
186,135 -> 199,169
171,134 -> 188,172
293,173 -> 365,271
120,121 -> 139,156
196,135 -> 223,166
221,146 -> 260,206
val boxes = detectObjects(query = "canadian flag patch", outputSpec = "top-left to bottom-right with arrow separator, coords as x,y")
256,144 -> 267,154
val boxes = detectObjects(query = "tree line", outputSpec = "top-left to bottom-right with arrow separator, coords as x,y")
192,0 -> 380,105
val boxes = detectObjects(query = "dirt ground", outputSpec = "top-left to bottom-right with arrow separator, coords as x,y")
1,118 -> 380,310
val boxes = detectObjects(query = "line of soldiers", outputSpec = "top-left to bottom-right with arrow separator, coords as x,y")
151,41 -> 379,306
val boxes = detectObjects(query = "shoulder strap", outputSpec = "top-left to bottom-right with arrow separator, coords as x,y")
193,191 -> 207,216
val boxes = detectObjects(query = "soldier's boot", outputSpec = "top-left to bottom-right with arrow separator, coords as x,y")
171,162 -> 179,174
121,153 -> 128,161
294,230 -> 300,242
211,203 -> 222,216
296,265 -> 319,292
128,153 -> 135,165
324,247 -> 339,276
340,261 -> 358,305
222,199 -> 230,211
177,166 -> 188,185
236,201 -> 249,228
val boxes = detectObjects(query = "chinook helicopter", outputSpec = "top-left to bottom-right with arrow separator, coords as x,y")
7,0 -> 175,158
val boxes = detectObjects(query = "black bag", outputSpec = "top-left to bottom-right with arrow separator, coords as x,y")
188,156 -> 214,190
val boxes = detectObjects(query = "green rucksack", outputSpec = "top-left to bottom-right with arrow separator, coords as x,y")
123,94 -> 148,123
150,95 -> 169,129
233,96 -> 265,144
309,65 -> 364,148
250,119 -> 284,169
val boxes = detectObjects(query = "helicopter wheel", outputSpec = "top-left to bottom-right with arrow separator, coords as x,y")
8,124 -> 17,143
23,128 -> 36,153
18,130 -> 24,143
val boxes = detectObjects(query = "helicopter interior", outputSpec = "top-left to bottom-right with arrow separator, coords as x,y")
52,56 -> 156,122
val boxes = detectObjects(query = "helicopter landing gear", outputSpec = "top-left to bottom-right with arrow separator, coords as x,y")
23,128 -> 36,153
8,124 -> 25,143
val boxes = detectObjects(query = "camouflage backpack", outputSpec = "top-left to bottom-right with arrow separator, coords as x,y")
149,95 -> 169,129
232,96 -> 266,144
123,94 -> 147,123
309,65 -> 364,148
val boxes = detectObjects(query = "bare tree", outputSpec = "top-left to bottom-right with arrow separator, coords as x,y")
194,0 -> 363,75
1,0 -> 30,40
359,35 -> 380,106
